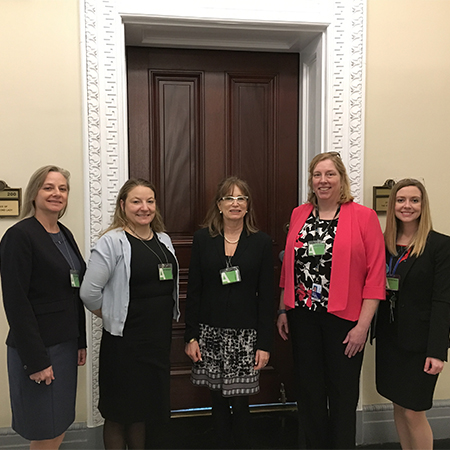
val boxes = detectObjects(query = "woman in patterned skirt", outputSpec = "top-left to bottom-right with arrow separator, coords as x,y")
185,176 -> 274,449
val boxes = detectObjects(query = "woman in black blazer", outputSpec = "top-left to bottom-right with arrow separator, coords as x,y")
185,176 -> 274,449
376,178 -> 450,450
0,166 -> 86,450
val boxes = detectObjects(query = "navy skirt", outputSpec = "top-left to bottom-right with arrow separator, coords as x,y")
7,339 -> 78,440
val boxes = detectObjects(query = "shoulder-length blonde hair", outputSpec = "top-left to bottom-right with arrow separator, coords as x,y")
384,178 -> 432,257
307,152 -> 354,206
20,165 -> 70,219
203,176 -> 259,237
103,178 -> 166,234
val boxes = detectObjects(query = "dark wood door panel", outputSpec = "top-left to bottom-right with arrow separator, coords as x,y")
127,46 -> 299,410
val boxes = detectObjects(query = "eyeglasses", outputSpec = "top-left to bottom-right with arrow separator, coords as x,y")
220,196 -> 248,204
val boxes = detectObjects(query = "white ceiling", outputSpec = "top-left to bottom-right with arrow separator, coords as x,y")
124,18 -> 323,52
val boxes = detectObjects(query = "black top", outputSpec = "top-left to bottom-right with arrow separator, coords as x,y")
0,216 -> 86,375
126,232 -> 177,299
184,227 -> 274,351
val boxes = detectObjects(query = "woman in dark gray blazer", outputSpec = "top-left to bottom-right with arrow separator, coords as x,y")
185,176 -> 274,449
0,166 -> 86,450
376,178 -> 450,450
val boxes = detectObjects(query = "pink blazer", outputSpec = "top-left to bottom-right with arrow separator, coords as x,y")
280,201 -> 386,322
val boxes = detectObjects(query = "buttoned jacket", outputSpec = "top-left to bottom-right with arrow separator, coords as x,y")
0,216 -> 87,375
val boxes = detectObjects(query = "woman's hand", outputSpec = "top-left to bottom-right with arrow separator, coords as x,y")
343,298 -> 379,357
277,313 -> 289,341
29,366 -> 54,385
185,340 -> 202,362
78,348 -> 87,366
254,350 -> 270,370
424,357 -> 444,375
343,324 -> 367,358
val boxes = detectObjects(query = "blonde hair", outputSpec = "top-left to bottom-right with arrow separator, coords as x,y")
384,178 -> 432,257
103,178 -> 166,234
21,165 -> 70,219
203,176 -> 258,237
307,152 -> 354,206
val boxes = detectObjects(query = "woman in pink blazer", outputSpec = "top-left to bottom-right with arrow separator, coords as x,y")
277,152 -> 385,449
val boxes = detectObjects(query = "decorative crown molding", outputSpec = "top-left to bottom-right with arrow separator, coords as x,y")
81,0 -> 366,426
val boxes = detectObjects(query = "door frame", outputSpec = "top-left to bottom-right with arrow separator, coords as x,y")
80,0 -> 367,428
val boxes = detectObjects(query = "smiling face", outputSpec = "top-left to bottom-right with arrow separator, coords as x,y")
311,159 -> 342,206
34,171 -> 68,217
218,185 -> 248,225
394,185 -> 422,225
121,185 -> 156,230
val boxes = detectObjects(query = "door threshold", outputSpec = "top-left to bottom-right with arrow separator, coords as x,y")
171,402 -> 297,418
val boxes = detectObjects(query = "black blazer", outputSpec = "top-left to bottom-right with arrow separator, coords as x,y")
381,230 -> 450,361
184,227 -> 274,351
0,216 -> 86,375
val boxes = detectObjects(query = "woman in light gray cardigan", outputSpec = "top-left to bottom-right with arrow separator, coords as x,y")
81,178 -> 179,450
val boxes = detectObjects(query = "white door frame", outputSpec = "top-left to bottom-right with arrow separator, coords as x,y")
80,0 -> 367,428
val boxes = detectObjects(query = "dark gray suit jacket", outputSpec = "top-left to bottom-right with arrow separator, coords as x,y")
0,216 -> 86,375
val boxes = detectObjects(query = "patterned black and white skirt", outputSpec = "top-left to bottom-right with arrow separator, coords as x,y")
191,323 -> 259,397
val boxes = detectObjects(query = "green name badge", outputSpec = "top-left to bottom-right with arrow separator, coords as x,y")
308,241 -> 325,256
220,266 -> 241,285
158,264 -> 173,281
387,276 -> 399,291
70,270 -> 80,288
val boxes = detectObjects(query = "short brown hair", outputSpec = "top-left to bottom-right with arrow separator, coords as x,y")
307,152 -> 354,206
21,165 -> 70,219
203,176 -> 258,236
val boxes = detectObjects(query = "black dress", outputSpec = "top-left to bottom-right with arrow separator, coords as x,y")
376,247 -> 438,411
98,233 -> 176,424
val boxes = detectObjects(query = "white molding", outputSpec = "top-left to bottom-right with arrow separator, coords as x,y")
81,0 -> 366,426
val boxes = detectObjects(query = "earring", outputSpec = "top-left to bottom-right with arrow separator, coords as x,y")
219,210 -> 223,214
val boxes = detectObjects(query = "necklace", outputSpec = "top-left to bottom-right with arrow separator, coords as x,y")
129,226 -> 153,241
129,229 -> 169,264
224,235 -> 240,244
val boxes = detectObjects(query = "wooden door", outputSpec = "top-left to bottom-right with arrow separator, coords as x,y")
127,47 -> 299,410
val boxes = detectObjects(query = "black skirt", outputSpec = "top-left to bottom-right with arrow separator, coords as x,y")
376,301 -> 438,411
7,339 -> 78,440
98,294 -> 174,424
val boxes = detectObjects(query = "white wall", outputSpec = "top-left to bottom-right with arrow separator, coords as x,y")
0,0 -> 86,427
0,0 -> 450,430
363,0 -> 450,405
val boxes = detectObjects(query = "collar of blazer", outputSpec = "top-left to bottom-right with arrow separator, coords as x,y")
30,216 -> 86,275
214,229 -> 250,266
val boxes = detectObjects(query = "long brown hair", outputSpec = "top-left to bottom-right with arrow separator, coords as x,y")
202,176 -> 258,237
21,165 -> 70,219
103,178 -> 166,234
384,178 -> 432,257
306,152 -> 354,206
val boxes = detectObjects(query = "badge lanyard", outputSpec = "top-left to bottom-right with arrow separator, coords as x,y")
220,255 -> 241,285
309,206 -> 340,265
386,247 -> 411,321
135,233 -> 174,281
307,206 -> 340,301
57,231 -> 80,288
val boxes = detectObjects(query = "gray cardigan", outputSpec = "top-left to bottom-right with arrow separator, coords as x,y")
80,228 -> 180,336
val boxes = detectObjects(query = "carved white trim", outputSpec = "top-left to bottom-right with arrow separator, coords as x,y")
81,0 -> 366,427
